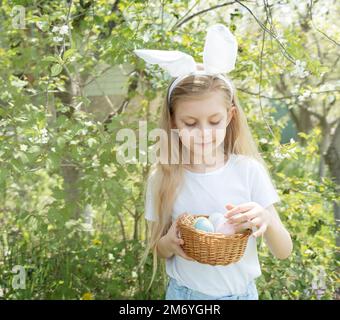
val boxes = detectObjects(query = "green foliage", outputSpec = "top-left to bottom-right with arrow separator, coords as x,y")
258,130 -> 338,299
0,0 -> 339,300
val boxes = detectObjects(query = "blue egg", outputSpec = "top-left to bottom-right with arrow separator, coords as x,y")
194,217 -> 214,233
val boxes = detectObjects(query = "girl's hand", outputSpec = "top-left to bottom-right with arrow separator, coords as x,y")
165,213 -> 195,261
224,203 -> 273,238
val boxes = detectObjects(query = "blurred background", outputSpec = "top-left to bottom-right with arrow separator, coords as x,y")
0,0 -> 339,299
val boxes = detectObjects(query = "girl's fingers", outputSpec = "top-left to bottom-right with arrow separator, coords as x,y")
175,238 -> 184,245
174,222 -> 181,237
225,204 -> 255,218
250,217 -> 262,228
228,208 -> 259,224
252,224 -> 267,238
228,213 -> 248,224
175,214 -> 185,234
233,221 -> 253,233
169,230 -> 183,244
225,203 -> 235,210
170,230 -> 182,242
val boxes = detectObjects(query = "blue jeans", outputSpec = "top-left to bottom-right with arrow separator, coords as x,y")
165,277 -> 259,300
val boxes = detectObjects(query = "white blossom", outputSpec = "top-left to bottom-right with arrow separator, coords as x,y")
291,60 -> 310,79
52,26 -> 60,33
103,164 -> 117,178
78,129 -> 88,136
142,33 -> 150,43
291,84 -> 300,95
82,204 -> 93,232
41,128 -> 49,144
59,25 -> 69,35
65,219 -> 78,229
20,144 -> 28,151
303,90 -> 311,98
91,155 -> 100,168
84,121 -> 94,127
53,36 -> 63,43
298,90 -> 312,103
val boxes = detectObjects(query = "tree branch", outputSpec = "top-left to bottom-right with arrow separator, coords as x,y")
235,0 -> 295,64
237,88 -> 340,100
171,1 -> 236,30
309,0 -> 340,47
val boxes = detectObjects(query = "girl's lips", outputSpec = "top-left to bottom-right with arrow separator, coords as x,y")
195,141 -> 214,146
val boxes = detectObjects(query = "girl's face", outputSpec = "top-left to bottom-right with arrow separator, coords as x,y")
172,91 -> 235,162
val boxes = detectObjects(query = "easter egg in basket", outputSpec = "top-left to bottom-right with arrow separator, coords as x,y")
208,212 -> 236,236
178,213 -> 251,266
193,217 -> 214,233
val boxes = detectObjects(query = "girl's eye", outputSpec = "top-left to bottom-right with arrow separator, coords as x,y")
210,121 -> 221,125
185,121 -> 221,127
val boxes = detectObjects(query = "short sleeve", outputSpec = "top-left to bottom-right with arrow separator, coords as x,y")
248,159 -> 280,209
145,175 -> 158,222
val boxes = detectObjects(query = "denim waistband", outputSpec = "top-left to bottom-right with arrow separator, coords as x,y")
167,277 -> 258,300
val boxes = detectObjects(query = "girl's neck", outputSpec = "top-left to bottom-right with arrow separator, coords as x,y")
183,150 -> 228,173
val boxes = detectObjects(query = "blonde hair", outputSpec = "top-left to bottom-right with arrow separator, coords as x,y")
138,74 -> 270,292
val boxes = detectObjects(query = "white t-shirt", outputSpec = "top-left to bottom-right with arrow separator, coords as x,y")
144,153 -> 280,296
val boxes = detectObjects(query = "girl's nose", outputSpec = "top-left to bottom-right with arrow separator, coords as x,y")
197,126 -> 213,143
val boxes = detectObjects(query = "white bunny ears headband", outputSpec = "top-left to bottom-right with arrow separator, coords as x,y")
133,24 -> 238,106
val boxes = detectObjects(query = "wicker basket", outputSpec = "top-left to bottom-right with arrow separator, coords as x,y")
177,213 -> 252,266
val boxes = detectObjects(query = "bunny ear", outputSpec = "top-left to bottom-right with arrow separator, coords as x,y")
133,49 -> 196,77
203,24 -> 238,74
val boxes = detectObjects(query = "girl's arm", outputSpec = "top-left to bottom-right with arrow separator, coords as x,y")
156,216 -> 195,261
157,235 -> 175,258
263,204 -> 293,260
226,203 -> 293,260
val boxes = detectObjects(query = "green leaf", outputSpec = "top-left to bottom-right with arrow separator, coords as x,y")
51,64 -> 63,76
57,137 -> 66,148
28,145 -> 41,154
43,56 -> 60,63
63,49 -> 75,61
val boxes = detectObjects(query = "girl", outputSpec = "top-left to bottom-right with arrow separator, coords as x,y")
136,25 -> 293,300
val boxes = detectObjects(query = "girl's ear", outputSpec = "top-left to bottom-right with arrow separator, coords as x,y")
230,106 -> 236,118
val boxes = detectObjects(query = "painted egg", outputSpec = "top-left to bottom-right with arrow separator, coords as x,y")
208,212 -> 226,230
208,212 -> 235,236
216,221 -> 235,236
193,217 -> 214,233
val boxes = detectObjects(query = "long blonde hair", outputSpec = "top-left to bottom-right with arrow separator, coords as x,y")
138,74 -> 270,292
